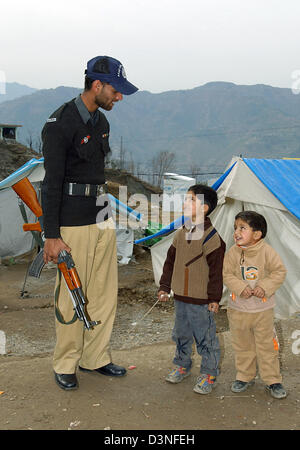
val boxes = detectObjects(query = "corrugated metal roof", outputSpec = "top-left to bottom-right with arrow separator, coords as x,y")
0,124 -> 22,127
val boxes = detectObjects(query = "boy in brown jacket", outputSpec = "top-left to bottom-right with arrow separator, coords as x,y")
158,185 -> 226,394
223,211 -> 287,399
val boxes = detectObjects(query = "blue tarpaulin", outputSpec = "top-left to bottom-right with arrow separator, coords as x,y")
244,158 -> 300,221
0,157 -> 44,189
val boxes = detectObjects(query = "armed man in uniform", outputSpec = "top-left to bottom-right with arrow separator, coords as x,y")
41,56 -> 138,390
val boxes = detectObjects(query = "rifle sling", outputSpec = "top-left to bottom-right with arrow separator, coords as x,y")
54,269 -> 77,325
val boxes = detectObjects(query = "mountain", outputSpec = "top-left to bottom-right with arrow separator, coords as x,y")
0,82 -> 37,104
0,86 -> 80,150
0,82 -> 300,174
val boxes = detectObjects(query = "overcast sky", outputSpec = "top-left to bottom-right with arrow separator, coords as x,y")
1,0 -> 300,93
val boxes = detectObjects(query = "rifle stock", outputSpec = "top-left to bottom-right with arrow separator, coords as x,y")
12,177 -> 45,277
12,177 -> 43,233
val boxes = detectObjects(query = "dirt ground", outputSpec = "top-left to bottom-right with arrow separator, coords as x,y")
0,248 -> 299,432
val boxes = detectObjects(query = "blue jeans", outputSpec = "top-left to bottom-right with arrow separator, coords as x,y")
172,300 -> 220,376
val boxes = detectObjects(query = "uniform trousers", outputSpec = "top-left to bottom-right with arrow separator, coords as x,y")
53,218 -> 118,374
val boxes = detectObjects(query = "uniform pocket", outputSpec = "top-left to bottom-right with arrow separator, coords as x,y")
74,127 -> 110,162
75,133 -> 97,162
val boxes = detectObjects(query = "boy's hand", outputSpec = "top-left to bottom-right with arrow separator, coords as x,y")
240,285 -> 253,299
158,290 -> 170,302
208,302 -> 219,313
252,286 -> 265,298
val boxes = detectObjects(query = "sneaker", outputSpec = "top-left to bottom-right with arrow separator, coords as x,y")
231,379 -> 255,393
165,366 -> 191,384
193,373 -> 216,394
266,383 -> 287,399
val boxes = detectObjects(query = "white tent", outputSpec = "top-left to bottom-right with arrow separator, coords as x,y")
151,157 -> 300,319
0,159 -> 44,257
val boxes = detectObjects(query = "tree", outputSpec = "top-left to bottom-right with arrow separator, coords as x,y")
35,135 -> 43,154
189,164 -> 201,182
119,136 -> 126,170
25,129 -> 34,149
151,151 -> 176,187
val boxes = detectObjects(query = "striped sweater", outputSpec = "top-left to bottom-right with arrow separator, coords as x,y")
159,217 -> 226,305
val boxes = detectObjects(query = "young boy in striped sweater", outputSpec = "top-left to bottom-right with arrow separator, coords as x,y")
158,184 -> 225,394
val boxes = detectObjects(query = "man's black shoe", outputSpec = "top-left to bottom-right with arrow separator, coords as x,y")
79,362 -> 127,377
54,372 -> 78,390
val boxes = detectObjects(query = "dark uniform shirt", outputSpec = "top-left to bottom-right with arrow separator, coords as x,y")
41,95 -> 111,238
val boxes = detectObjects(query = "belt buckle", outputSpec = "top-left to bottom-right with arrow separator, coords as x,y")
85,184 -> 91,196
68,183 -> 75,195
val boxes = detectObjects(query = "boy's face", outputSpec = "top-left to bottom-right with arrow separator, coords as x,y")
183,191 -> 208,223
234,218 -> 262,247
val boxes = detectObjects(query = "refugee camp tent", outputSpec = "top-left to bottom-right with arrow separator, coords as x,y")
0,158 -> 44,257
150,157 -> 300,319
0,157 -> 141,263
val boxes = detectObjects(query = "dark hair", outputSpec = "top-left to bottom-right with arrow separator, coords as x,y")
84,56 -> 110,91
84,77 -> 110,91
84,76 -> 94,91
188,184 -> 218,216
235,211 -> 267,238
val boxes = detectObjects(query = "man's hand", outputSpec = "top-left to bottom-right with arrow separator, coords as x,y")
208,302 -> 219,313
43,238 -> 71,264
252,286 -> 265,299
240,285 -> 253,299
158,290 -> 170,302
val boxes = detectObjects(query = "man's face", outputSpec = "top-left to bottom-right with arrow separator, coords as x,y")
95,82 -> 123,111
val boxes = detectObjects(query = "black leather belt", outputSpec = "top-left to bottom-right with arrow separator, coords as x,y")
63,182 -> 107,197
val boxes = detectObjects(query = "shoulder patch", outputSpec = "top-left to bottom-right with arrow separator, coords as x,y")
45,102 -> 68,125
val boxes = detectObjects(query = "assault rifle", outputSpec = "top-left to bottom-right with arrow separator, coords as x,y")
56,250 -> 100,330
12,177 -> 100,330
